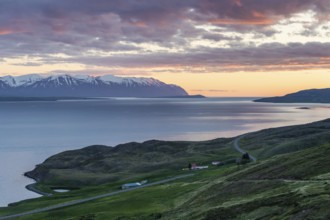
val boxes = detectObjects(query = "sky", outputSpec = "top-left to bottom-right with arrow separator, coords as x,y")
0,0 -> 330,97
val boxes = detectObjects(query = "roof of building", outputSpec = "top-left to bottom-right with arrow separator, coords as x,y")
122,182 -> 141,187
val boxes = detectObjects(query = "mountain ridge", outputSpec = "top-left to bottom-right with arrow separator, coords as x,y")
254,88 -> 330,103
0,74 -> 188,97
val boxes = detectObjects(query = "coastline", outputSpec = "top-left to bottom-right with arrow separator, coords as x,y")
23,171 -> 52,197
25,184 -> 52,197
2,98 -> 328,206
5,118 -> 328,214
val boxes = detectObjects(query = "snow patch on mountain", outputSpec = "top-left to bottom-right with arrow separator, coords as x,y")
99,75 -> 125,84
75,75 -> 97,83
44,74 -> 81,86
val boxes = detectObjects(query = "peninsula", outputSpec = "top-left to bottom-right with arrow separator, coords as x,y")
255,88 -> 330,103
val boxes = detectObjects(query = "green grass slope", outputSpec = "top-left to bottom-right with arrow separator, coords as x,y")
1,119 -> 330,220
239,118 -> 330,158
164,143 -> 330,220
25,138 -> 238,189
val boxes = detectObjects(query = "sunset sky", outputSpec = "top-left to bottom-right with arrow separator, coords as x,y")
1,0 -> 330,96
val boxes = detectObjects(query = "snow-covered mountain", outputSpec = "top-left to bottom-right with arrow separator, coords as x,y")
0,74 -> 43,87
0,74 -> 188,97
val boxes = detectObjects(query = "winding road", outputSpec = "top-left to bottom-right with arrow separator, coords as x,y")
233,134 -> 257,162
0,174 -> 194,220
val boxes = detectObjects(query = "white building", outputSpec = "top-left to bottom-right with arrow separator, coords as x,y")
121,182 -> 141,190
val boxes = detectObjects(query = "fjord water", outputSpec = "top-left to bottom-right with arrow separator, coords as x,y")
1,97 -> 330,206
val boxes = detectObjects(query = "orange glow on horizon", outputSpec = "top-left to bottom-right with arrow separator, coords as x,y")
153,70 -> 330,97
1,57 -> 330,98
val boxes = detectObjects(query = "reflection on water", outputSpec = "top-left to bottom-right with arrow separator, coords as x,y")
0,98 -> 329,206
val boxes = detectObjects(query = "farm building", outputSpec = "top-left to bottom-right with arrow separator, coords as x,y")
212,161 -> 224,166
121,182 -> 141,190
191,163 -> 209,170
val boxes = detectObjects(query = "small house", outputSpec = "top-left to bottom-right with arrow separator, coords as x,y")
212,161 -> 224,166
121,182 -> 141,190
191,163 -> 209,170
191,163 -> 197,169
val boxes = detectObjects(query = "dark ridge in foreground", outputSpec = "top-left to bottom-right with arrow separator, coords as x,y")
254,88 -> 330,103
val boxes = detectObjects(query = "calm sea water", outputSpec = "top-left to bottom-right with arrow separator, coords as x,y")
1,97 -> 330,206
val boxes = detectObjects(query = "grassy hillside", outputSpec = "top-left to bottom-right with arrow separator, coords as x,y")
165,143 -> 330,220
25,138 -> 238,189
239,118 -> 330,158
1,119 -> 330,219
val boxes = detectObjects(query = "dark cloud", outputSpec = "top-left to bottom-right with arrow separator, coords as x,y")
1,0 -> 328,40
202,33 -> 242,41
0,0 -> 329,73
59,42 -> 330,72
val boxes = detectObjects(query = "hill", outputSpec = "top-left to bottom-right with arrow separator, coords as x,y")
0,119 -> 329,219
25,139 -> 237,187
0,74 -> 188,98
254,88 -> 330,103
165,143 -> 330,220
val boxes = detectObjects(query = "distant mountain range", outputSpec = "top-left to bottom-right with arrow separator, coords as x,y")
0,74 -> 188,97
255,88 -> 330,103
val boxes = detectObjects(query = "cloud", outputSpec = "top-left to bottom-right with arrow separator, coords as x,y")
27,42 -> 328,73
1,1 -> 328,41
0,0 -> 329,74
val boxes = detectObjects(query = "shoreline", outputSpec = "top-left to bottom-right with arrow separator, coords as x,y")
4,99 -> 327,205
23,172 -> 52,197
25,184 -> 52,197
